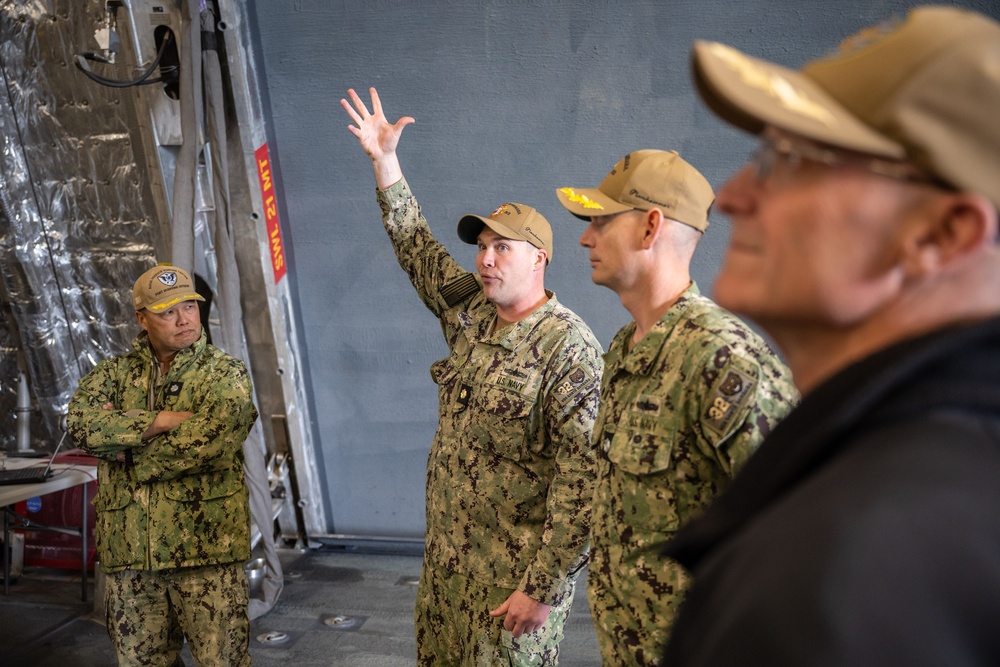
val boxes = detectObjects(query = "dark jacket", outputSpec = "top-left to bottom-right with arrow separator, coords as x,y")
662,316 -> 1000,667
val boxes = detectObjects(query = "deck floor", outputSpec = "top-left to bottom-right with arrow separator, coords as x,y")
0,544 -> 602,666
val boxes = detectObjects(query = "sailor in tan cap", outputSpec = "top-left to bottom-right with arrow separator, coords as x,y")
663,7 -> 1000,665
68,263 -> 258,665
556,150 -> 797,665
341,87 -> 603,667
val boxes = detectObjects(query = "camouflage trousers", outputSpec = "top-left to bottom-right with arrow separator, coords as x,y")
414,561 -> 572,666
587,544 -> 688,666
105,562 -> 250,667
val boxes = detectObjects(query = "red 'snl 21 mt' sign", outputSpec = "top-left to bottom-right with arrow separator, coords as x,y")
255,143 -> 287,284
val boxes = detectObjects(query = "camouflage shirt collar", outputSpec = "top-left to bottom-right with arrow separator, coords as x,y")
131,330 -> 208,371
470,290 -> 559,350
612,282 -> 702,376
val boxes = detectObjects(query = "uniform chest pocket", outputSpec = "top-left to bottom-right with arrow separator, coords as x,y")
467,384 -> 536,461
604,418 -> 680,533
430,358 -> 457,386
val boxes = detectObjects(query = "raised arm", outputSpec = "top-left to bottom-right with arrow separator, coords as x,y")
340,86 -> 414,189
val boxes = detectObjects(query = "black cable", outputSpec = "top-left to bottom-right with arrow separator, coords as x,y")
74,31 -> 173,89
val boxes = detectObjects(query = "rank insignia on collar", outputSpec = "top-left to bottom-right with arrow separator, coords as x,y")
166,382 -> 183,397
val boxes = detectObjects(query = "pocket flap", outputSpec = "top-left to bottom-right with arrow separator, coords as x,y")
163,468 -> 244,502
605,420 -> 675,476
94,477 -> 134,511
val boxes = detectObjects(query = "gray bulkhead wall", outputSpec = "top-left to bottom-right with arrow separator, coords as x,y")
246,0 -> 1000,537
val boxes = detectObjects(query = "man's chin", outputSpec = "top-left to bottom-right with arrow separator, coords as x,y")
176,331 -> 200,345
589,270 -> 613,290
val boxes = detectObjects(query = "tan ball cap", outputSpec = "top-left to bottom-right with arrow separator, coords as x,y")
132,264 -> 204,312
691,5 -> 1000,206
556,149 -> 715,232
457,202 -> 554,262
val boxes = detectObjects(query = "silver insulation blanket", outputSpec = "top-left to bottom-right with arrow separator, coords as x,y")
0,1 -> 162,447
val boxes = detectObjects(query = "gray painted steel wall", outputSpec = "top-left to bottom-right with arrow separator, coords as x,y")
246,0 -> 1000,537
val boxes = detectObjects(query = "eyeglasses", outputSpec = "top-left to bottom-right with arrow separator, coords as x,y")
750,134 -> 933,185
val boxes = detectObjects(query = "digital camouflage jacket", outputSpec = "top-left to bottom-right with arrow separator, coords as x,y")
68,330 -> 258,573
377,178 -> 604,606
588,284 -> 798,665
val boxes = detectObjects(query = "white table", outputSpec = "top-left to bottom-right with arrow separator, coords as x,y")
1,460 -> 98,601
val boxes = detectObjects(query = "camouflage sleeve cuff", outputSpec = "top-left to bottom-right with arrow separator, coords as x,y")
519,566 -> 574,607
375,177 -> 412,222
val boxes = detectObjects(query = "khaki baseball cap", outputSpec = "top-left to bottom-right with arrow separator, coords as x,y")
691,6 -> 1000,205
555,150 -> 715,231
132,264 -> 204,312
457,202 -> 554,262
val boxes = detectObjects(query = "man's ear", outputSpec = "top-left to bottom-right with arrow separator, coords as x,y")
903,192 -> 996,277
135,310 -> 148,331
535,248 -> 549,270
641,209 -> 665,250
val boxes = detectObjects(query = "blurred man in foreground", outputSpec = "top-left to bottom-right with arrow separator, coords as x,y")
662,6 -> 1000,665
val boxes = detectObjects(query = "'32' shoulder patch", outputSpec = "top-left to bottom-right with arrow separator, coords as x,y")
553,365 -> 594,404
702,366 -> 755,442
